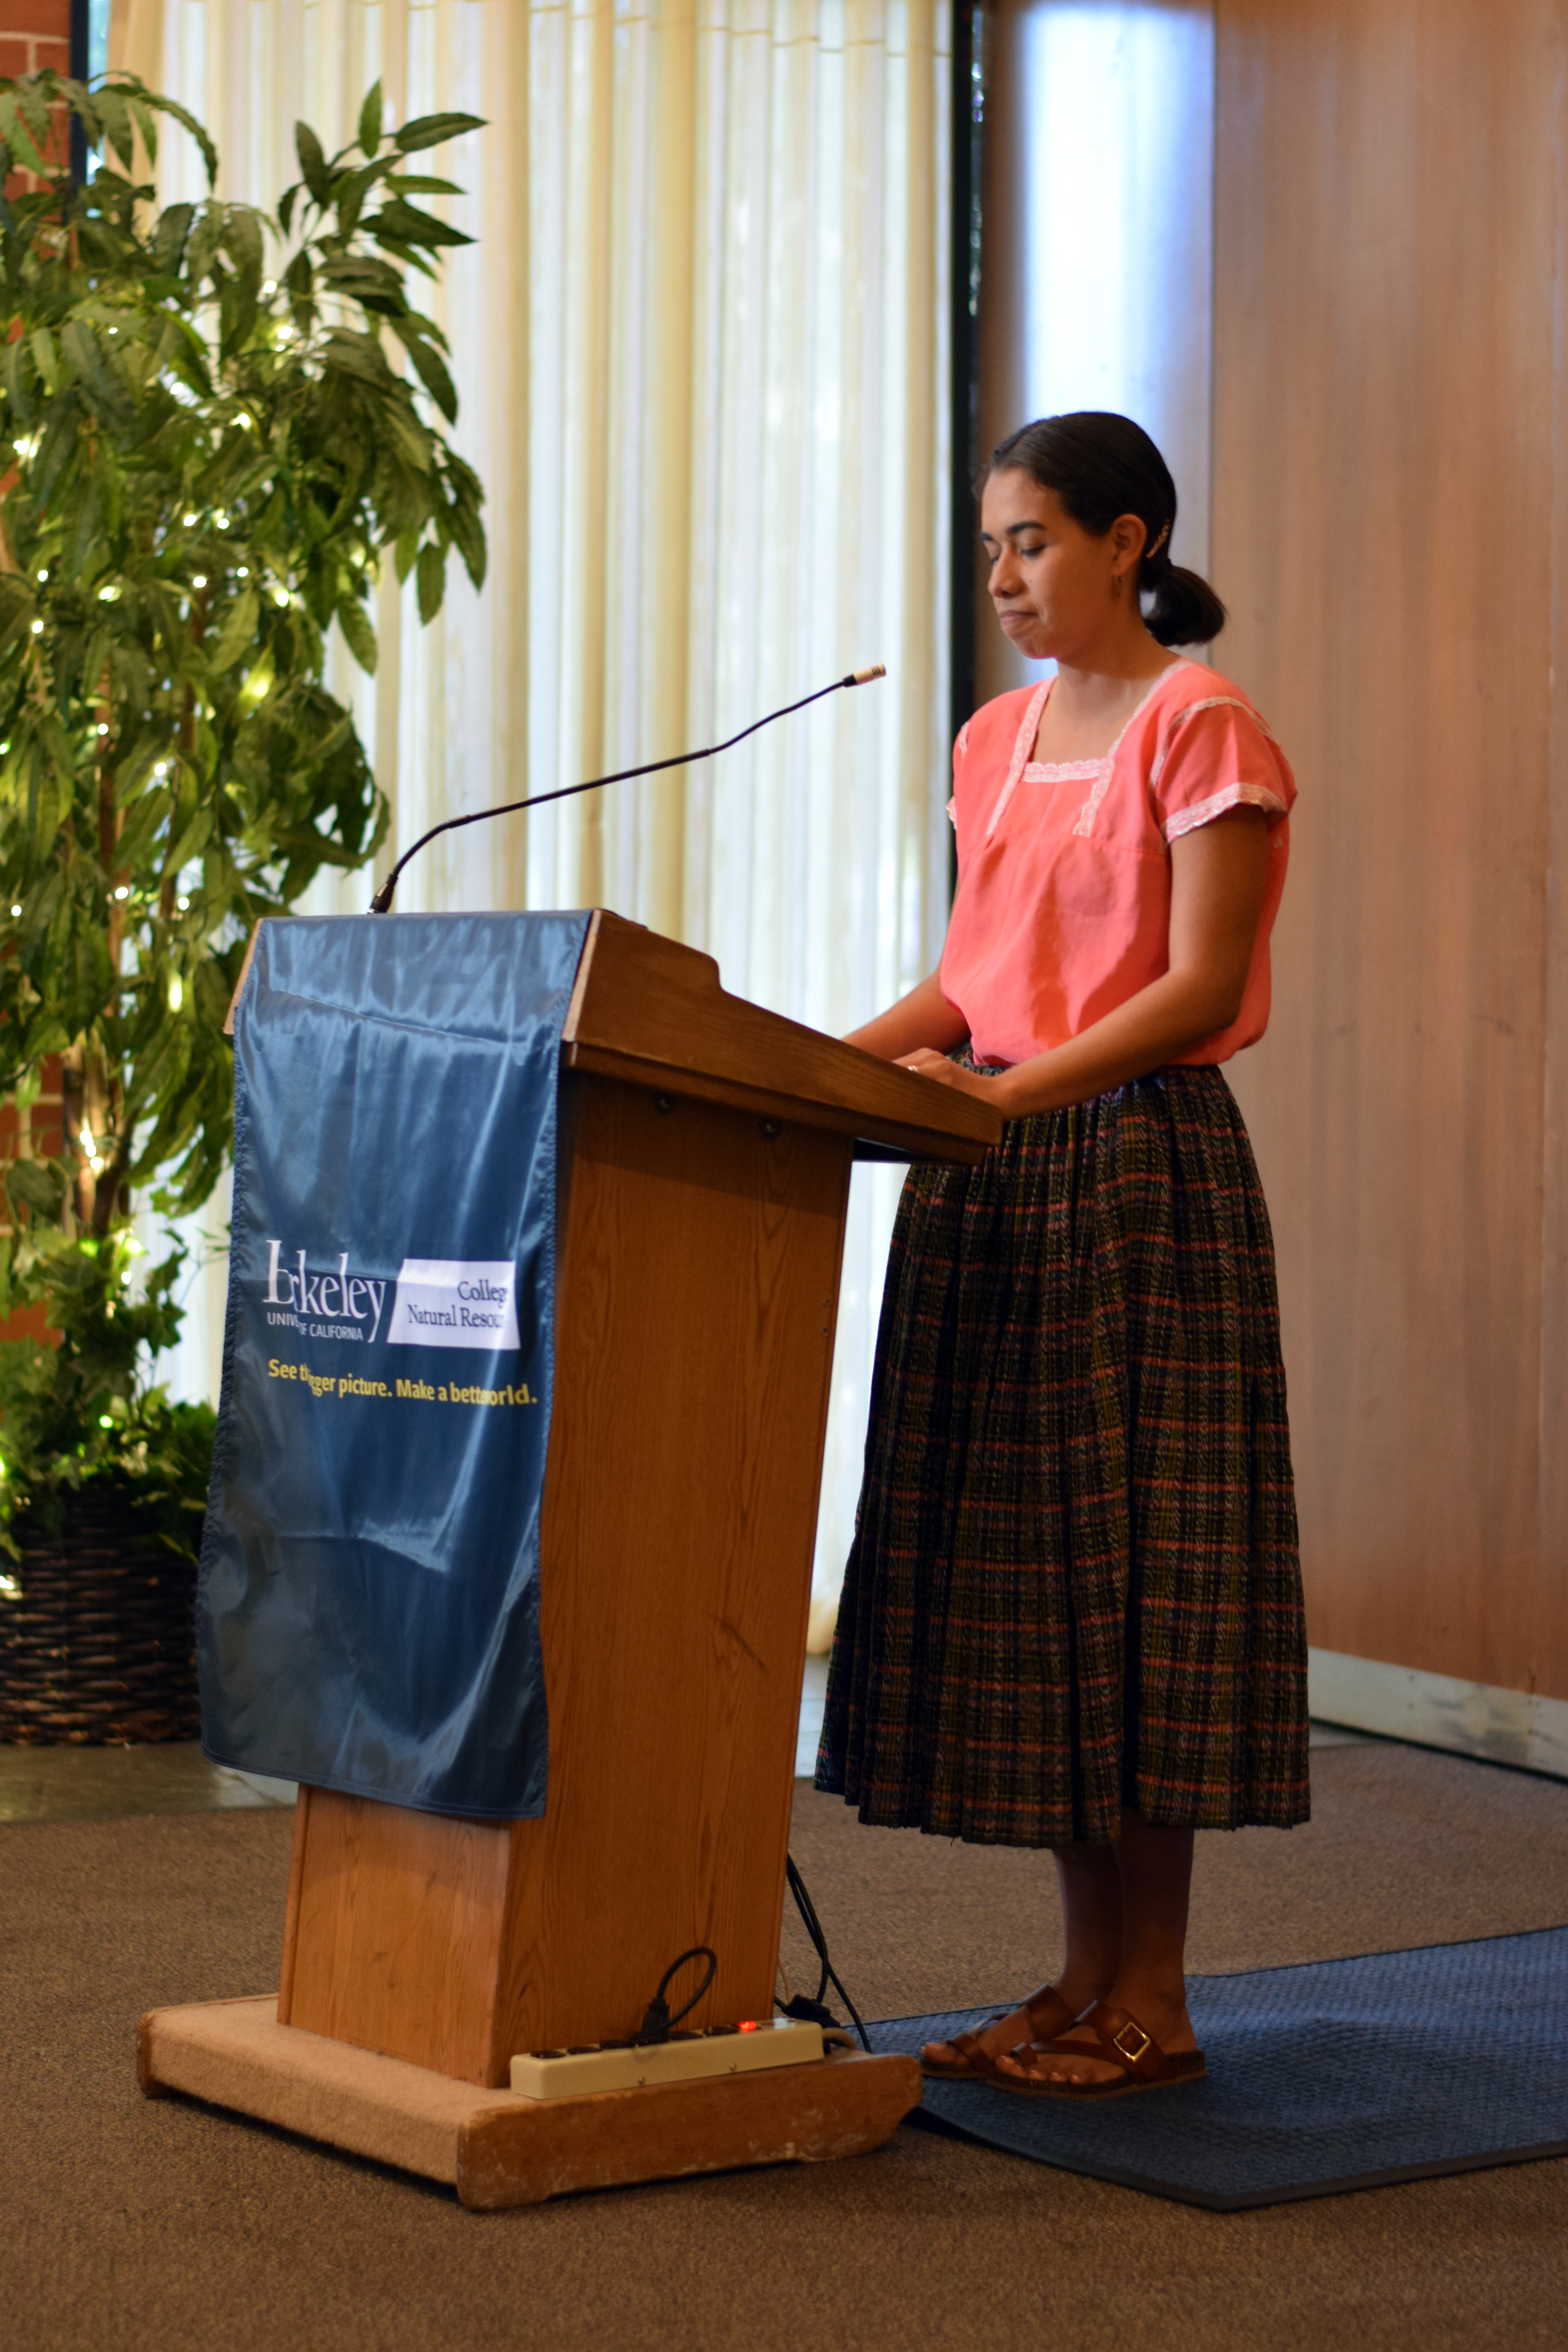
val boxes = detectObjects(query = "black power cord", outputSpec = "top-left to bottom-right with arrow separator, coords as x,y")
635,1945 -> 717,2045
780,1855 -> 871,2051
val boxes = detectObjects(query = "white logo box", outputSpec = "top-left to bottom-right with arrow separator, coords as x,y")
387,1259 -> 521,1351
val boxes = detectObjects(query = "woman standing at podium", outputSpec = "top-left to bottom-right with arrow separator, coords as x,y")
815,411 -> 1308,2098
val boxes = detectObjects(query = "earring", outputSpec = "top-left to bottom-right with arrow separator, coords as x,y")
1110,572 -> 1122,599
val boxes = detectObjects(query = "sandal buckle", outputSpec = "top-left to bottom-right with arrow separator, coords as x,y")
1111,2019 -> 1152,2065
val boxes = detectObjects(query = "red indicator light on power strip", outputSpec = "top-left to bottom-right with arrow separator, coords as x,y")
737,2020 -> 759,2033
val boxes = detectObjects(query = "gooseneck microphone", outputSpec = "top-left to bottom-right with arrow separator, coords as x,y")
368,665 -> 887,913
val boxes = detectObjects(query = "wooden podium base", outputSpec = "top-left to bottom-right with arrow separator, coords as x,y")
137,1997 -> 922,2210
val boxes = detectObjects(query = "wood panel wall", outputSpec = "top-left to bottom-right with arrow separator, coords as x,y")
1212,0 -> 1568,1701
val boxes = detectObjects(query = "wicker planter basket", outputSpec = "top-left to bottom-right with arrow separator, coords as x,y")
0,1488 -> 199,1745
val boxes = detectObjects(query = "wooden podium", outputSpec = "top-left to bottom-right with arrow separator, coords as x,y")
140,913 -> 1000,2206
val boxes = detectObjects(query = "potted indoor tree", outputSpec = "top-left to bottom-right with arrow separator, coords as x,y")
0,69 -> 486,1740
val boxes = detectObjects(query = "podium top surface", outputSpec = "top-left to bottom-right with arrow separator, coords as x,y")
228,911 -> 1001,1163
563,912 -> 999,1163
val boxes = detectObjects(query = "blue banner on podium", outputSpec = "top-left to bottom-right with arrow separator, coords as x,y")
197,911 -> 591,1820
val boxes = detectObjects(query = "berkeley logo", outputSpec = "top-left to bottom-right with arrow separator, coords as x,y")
388,1260 -> 521,1352
262,1243 -> 521,1353
265,1242 -> 388,1342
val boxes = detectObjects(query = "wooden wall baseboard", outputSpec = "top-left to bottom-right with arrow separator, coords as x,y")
1309,1649 -> 1568,1782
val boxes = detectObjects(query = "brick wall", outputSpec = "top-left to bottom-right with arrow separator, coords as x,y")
0,0 -> 69,84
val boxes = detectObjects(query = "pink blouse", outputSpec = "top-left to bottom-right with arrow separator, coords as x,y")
940,661 -> 1296,1069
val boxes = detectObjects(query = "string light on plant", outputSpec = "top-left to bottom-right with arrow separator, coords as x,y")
96,722 -> 108,736
192,574 -> 207,588
275,590 -> 290,608
34,567 -> 47,582
168,974 -> 184,1010
176,895 -> 190,911
153,761 -> 168,777
9,905 -> 20,918
113,886 -> 130,900
182,511 -> 198,526
98,585 -> 119,601
29,619 -> 43,634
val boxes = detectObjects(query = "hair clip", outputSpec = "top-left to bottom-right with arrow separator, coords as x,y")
1145,518 -> 1172,562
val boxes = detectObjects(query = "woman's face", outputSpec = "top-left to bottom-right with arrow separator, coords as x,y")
978,469 -> 1129,663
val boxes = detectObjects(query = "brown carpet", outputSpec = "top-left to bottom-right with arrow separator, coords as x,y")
4,1743 -> 1568,2352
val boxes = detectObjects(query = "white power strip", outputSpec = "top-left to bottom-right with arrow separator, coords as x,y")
510,2018 -> 825,2099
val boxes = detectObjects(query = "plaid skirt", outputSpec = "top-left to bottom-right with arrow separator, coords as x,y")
815,1064 -> 1310,1849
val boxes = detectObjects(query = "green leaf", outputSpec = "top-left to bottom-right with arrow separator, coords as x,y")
27,328 -> 58,396
393,112 -> 486,154
61,323 -> 137,427
184,200 -> 226,289
295,120 -> 333,206
336,591 -> 377,676
221,207 -> 265,293
369,198 -> 473,250
358,80 -> 385,157
391,320 -> 458,423
332,158 -> 400,244
415,541 -> 445,625
236,646 -> 276,709
1,96 -> 49,180
16,79 -> 53,169
6,1159 -> 67,1219
151,201 -> 194,274
446,491 -> 488,590
147,91 -> 219,187
114,785 -> 174,877
0,566 -> 34,624
203,585 -> 260,678
320,329 -> 394,388
125,95 -> 160,170
94,83 -> 137,174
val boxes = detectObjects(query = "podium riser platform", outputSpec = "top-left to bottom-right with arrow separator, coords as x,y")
138,1997 -> 922,2210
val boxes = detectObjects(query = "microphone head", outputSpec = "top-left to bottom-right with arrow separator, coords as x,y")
370,877 -> 396,914
848,664 -> 886,687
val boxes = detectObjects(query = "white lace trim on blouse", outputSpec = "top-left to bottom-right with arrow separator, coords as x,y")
981,666 -> 1194,844
981,681 -> 1052,842
1163,781 -> 1287,844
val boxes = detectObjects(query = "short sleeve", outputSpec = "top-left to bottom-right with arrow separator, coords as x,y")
1149,697 -> 1294,846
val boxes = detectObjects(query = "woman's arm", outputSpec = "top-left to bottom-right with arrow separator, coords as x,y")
846,968 -> 970,1060
900,808 -> 1272,1117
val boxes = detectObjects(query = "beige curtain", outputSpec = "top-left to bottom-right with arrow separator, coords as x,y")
118,0 -> 953,1643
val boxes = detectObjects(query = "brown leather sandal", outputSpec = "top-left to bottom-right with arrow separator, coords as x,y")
920,1986 -> 1078,2082
993,2000 -> 1207,2100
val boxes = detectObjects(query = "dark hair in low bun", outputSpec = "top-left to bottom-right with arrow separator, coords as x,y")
985,411 -> 1227,648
